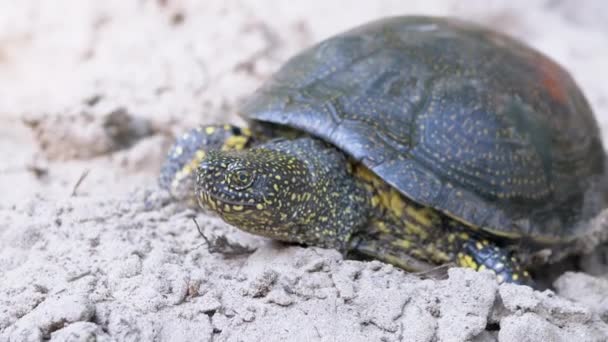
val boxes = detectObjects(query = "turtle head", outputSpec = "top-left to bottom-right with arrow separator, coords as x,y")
196,137 -> 369,250
196,147 -> 311,237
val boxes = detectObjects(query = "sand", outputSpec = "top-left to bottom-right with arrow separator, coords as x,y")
1,1 -> 607,341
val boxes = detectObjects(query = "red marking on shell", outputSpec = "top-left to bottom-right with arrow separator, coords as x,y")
536,56 -> 568,105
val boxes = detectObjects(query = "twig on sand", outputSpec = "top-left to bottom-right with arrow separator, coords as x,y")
192,218 -> 255,256
71,168 -> 91,197
414,263 -> 454,281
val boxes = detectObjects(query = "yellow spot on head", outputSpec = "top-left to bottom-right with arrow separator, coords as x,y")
205,126 -> 216,134
256,203 -> 264,210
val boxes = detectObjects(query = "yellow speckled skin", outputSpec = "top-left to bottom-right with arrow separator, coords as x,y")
197,138 -> 369,252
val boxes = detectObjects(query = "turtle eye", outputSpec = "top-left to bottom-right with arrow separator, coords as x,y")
228,168 -> 255,190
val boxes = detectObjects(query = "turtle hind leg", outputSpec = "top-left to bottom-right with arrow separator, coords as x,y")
436,226 -> 534,286
457,237 -> 534,286
159,124 -> 254,205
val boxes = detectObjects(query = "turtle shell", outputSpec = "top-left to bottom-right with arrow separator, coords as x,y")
239,16 -> 606,242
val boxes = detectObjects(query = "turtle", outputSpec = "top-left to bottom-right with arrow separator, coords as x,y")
159,16 -> 607,286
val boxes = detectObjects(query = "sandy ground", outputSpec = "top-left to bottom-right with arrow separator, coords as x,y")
1,1 -> 608,341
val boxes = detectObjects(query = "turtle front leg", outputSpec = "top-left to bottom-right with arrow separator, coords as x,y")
159,124 -> 254,205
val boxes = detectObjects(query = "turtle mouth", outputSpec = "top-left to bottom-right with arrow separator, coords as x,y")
198,189 -> 256,209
